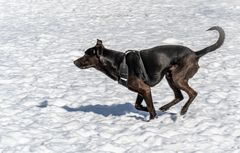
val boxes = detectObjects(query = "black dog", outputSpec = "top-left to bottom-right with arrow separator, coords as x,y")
74,26 -> 225,120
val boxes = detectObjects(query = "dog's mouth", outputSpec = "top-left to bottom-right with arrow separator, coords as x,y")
74,61 -> 93,69
79,65 -> 92,69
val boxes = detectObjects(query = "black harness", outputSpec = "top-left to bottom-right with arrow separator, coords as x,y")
118,50 -> 149,87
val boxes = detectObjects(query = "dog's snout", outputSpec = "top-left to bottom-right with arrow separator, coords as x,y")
73,60 -> 77,65
74,59 -> 81,67
74,56 -> 94,69
73,60 -> 77,66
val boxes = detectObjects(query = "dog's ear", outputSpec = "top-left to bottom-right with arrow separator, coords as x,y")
96,39 -> 103,46
96,39 -> 102,45
95,39 -> 104,56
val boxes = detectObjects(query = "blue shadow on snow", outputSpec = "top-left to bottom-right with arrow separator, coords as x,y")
37,100 -> 177,121
62,102 -> 143,117
62,102 -> 177,122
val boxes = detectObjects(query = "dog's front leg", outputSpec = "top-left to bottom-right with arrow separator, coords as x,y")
135,94 -> 148,112
127,76 -> 157,120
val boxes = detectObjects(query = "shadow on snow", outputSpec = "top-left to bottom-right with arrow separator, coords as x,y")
37,100 -> 177,121
61,102 -> 177,121
62,102 -> 141,117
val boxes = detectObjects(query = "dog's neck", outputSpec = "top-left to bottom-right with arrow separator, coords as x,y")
95,48 -> 125,81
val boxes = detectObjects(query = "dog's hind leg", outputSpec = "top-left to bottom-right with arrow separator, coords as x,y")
159,72 -> 183,112
172,53 -> 199,115
135,94 -> 148,112
175,79 -> 197,115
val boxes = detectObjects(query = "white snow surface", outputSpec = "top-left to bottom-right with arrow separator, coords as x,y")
0,0 -> 240,152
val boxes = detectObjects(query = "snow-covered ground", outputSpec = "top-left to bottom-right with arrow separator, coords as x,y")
0,0 -> 240,152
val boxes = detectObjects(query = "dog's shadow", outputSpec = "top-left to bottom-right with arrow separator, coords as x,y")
62,102 -> 143,117
61,102 -> 177,121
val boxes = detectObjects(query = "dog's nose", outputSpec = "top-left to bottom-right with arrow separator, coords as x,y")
73,60 -> 78,66
74,60 -> 83,68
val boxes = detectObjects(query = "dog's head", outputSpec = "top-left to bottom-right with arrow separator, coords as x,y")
74,39 -> 104,69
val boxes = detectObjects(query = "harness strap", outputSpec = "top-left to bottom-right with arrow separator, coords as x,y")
118,50 -> 150,87
118,51 -> 131,87
137,51 -> 150,84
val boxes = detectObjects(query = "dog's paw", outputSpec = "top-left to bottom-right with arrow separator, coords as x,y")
149,112 -> 157,120
180,107 -> 188,115
159,106 -> 169,112
135,105 -> 148,112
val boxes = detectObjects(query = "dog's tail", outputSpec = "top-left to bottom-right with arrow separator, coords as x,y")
195,26 -> 225,58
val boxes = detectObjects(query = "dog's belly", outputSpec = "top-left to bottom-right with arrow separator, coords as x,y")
142,54 -> 170,85
147,72 -> 165,87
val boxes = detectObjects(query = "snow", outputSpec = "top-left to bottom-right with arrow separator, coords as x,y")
0,0 -> 240,152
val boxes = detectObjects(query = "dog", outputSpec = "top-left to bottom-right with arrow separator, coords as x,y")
74,26 -> 225,120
